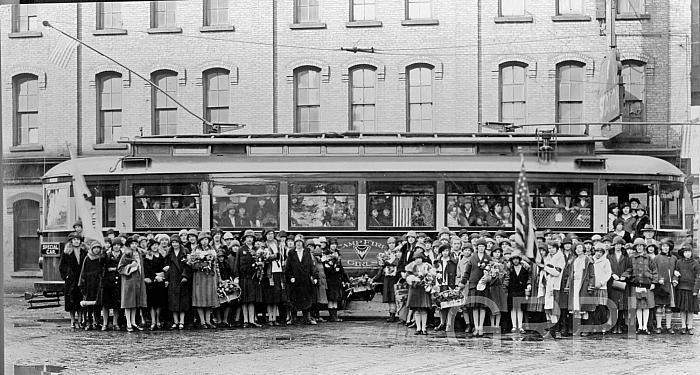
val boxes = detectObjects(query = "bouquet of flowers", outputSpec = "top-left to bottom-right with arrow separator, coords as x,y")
434,288 -> 465,308
186,249 -> 215,275
476,261 -> 504,291
376,251 -> 398,277
253,248 -> 270,281
406,266 -> 437,293
422,272 -> 436,293
321,253 -> 341,272
217,278 -> 241,304
348,274 -> 372,292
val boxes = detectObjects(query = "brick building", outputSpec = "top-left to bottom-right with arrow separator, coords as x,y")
1,0 -> 693,280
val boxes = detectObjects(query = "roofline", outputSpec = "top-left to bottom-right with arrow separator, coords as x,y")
119,132 -> 606,145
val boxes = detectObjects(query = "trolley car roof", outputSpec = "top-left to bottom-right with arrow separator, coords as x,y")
43,154 -> 683,179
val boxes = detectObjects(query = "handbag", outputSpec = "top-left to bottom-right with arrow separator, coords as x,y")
611,280 -> 627,291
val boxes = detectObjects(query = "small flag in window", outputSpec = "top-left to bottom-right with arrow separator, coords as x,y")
48,33 -> 79,69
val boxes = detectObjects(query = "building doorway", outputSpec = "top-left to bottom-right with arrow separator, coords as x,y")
14,199 -> 40,270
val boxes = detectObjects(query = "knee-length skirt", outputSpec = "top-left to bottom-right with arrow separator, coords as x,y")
147,282 -> 167,308
464,287 -> 488,309
239,276 -> 259,304
407,285 -> 432,309
489,285 -> 508,313
191,271 -> 220,308
259,273 -> 285,304
629,287 -> 655,310
675,289 -> 698,313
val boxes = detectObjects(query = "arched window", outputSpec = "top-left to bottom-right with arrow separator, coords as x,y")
622,60 -> 646,136
13,74 -> 39,145
294,66 -> 321,133
556,61 -> 585,134
499,63 -> 527,125
406,64 -> 433,132
203,68 -> 230,125
349,65 -> 376,132
152,70 -> 178,135
97,72 -> 122,144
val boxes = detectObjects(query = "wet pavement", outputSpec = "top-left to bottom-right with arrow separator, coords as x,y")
5,293 -> 700,374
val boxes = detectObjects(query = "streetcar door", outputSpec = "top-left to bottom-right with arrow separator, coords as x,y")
606,183 -> 654,232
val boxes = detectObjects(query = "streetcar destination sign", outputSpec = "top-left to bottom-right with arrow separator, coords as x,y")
40,242 -> 61,257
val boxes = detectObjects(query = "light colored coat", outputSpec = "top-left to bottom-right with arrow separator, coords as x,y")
593,256 -> 612,289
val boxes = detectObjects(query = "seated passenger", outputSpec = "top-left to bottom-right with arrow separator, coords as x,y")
541,186 -> 565,209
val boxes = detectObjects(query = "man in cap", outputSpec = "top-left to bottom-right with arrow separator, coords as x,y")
639,224 -> 657,246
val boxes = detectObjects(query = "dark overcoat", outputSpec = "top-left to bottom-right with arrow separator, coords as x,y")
285,248 -> 319,311
164,248 -> 192,312
59,243 -> 88,311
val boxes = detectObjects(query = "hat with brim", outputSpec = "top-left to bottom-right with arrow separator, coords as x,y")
198,232 -> 212,242
67,232 -> 81,241
155,233 -> 169,243
243,229 -> 256,239
679,246 -> 693,256
178,229 -> 188,236
406,231 -> 417,238
412,249 -> 426,260
633,238 -> 646,247
613,236 -> 626,245
88,240 -> 102,249
641,224 -> 656,233
223,231 -> 235,240
125,237 -> 138,247
475,238 -> 487,247
170,234 -> 182,244
187,229 -> 199,238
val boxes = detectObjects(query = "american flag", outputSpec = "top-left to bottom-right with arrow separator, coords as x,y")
392,196 -> 413,227
68,146 -> 105,246
48,33 -> 79,69
514,154 -> 536,259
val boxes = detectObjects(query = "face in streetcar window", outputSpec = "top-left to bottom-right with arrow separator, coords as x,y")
530,183 -> 592,230
445,182 -> 513,228
133,183 -> 201,230
289,183 -> 357,229
367,182 -> 434,228
211,183 -> 279,229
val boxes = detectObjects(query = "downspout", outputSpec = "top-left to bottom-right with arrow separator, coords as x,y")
76,3 -> 82,154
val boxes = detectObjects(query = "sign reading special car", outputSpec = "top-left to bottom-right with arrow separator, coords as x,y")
335,237 -> 387,276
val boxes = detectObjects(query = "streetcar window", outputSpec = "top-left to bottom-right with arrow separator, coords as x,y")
133,183 -> 200,230
445,182 -> 514,228
44,183 -> 70,230
367,182 -> 435,229
529,182 -> 593,229
88,184 -> 118,228
660,182 -> 683,229
289,182 -> 358,229
211,183 -> 279,230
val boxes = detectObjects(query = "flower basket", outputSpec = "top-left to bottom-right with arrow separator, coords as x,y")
440,298 -> 466,309
435,289 -> 465,309
217,279 -> 241,305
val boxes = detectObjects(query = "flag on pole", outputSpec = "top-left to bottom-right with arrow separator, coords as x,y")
67,146 -> 105,246
514,153 -> 536,259
48,32 -> 79,69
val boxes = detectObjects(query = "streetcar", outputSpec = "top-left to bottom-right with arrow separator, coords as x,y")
36,132 -> 687,291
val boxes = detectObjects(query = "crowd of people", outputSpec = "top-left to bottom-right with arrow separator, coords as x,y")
375,226 -> 699,337
60,221 -> 349,332
59,219 -> 699,338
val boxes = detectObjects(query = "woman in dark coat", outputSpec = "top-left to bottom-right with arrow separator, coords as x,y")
323,238 -> 349,322
79,240 -> 105,330
672,246 -> 700,334
99,237 -> 122,331
286,235 -> 319,325
653,240 -> 677,333
59,232 -> 87,328
507,252 -> 530,333
373,237 -> 401,322
164,234 -> 191,330
629,238 -> 658,335
261,230 -> 285,325
607,236 -> 632,334
234,229 -> 261,328
459,238 -> 492,337
144,240 -> 167,330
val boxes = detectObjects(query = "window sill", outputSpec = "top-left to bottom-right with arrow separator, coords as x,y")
289,22 -> 327,30
346,20 -> 383,28
92,28 -> 128,36
147,27 -> 183,34
552,14 -> 592,22
616,13 -> 651,20
93,143 -> 128,150
9,144 -> 44,152
8,31 -> 42,38
199,25 -> 235,32
401,19 -> 439,26
494,15 -> 533,23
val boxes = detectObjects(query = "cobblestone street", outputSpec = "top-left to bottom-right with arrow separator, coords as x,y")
5,293 -> 700,375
